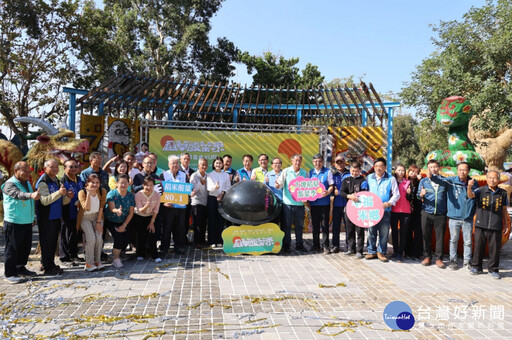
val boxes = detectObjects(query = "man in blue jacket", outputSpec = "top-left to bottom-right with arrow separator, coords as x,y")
331,155 -> 350,254
365,158 -> 400,262
429,162 -> 478,270
418,159 -> 448,268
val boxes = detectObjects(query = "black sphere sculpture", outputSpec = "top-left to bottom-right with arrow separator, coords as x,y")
218,180 -> 282,225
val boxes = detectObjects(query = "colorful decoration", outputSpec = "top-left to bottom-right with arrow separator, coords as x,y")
425,96 -> 485,175
222,223 -> 284,255
288,176 -> 326,202
346,191 -> 384,228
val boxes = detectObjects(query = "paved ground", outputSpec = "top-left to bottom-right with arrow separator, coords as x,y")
1,227 -> 512,339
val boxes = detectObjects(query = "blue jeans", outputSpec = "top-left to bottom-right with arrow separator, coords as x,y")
448,219 -> 473,263
282,204 -> 305,248
367,211 -> 391,255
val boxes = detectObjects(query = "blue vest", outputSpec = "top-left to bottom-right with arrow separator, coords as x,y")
61,175 -> 84,220
309,167 -> 331,206
333,171 -> 350,207
2,177 -> 35,224
367,172 -> 393,212
282,167 -> 307,206
36,174 -> 63,220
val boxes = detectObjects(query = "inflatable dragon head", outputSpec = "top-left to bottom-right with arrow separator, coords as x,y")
0,117 -> 89,179
436,96 -> 473,127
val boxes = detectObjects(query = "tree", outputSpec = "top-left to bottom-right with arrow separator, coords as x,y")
392,114 -> 422,166
239,51 -> 324,88
0,0 -> 80,146
74,0 -> 239,87
400,0 -> 512,133
414,118 -> 449,167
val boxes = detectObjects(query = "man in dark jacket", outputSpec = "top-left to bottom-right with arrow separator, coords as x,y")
340,161 -> 368,258
468,170 -> 510,279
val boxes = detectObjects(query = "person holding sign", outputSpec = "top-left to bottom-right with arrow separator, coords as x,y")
365,158 -> 400,262
340,161 -> 368,258
251,154 -> 269,182
308,154 -> 334,254
207,157 -> 232,246
105,174 -> 135,268
159,155 -> 188,254
190,157 -> 209,248
467,171 -> 509,279
275,154 -> 309,254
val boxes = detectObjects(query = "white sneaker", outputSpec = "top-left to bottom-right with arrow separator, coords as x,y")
5,276 -> 25,284
154,258 -> 162,263
84,263 -> 97,272
95,262 -> 105,270
137,257 -> 144,261
112,258 -> 124,268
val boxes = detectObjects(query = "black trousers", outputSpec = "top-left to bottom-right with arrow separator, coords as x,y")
405,211 -> 423,258
106,220 -> 131,251
331,206 -> 344,248
390,212 -> 410,256
131,214 -> 158,259
161,207 -> 186,251
4,222 -> 32,277
207,196 -> 225,245
344,212 -> 365,253
192,204 -> 207,245
38,218 -> 61,270
310,205 -> 330,248
471,227 -> 502,273
59,217 -> 78,261
421,211 -> 446,260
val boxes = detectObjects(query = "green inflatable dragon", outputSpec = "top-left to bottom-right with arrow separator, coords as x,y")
425,96 -> 485,176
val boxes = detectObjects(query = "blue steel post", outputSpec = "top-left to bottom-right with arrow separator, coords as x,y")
362,108 -> 367,127
233,109 -> 238,129
168,106 -> 173,121
386,107 -> 394,174
68,93 -> 76,132
297,109 -> 302,132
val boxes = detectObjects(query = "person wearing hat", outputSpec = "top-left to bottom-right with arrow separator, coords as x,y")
308,154 -> 334,254
331,154 -> 350,253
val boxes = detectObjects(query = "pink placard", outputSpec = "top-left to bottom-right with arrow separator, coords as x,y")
288,176 -> 326,202
346,191 -> 384,228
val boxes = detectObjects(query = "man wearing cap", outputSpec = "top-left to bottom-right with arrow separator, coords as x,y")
309,154 -> 334,254
331,155 -> 350,253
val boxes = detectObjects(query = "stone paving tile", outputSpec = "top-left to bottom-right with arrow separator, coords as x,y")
1,229 -> 512,339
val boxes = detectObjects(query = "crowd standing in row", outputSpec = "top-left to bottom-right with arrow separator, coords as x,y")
2,147 -> 510,283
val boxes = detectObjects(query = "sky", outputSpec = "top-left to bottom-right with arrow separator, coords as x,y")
209,0 -> 487,99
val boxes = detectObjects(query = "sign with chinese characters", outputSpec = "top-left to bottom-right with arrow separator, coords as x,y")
148,128 -> 319,171
346,191 -> 384,228
288,176 -> 326,202
222,223 -> 284,256
160,181 -> 193,206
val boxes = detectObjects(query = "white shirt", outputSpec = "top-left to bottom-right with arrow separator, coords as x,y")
84,194 -> 100,215
207,171 -> 231,197
190,171 -> 208,206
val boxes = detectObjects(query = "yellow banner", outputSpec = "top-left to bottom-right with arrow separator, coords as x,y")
80,115 -> 104,163
330,127 -> 386,173
148,129 -> 320,171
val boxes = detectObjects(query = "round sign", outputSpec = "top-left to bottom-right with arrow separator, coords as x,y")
346,191 -> 384,228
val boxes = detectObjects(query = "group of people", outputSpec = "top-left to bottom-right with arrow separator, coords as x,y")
2,147 -> 510,283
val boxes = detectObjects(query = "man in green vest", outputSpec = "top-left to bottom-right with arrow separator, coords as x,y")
2,161 -> 41,283
275,154 -> 308,254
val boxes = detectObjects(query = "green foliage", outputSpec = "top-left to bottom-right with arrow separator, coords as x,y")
0,0 -> 80,142
74,0 -> 239,87
414,118 -> 449,167
392,114 -> 422,166
239,51 -> 324,88
400,0 -> 512,133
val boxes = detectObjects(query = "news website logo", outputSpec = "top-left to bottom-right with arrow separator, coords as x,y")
383,301 -> 415,330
